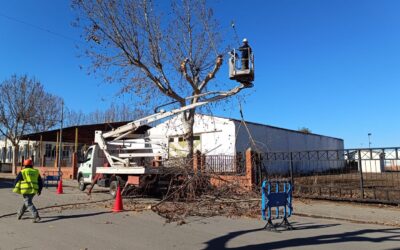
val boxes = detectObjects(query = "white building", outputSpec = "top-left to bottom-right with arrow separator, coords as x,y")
0,139 -> 34,164
147,114 -> 344,173
0,138 -> 75,170
1,115 -> 344,174
148,114 -> 344,157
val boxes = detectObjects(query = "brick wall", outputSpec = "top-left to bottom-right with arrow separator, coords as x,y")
16,166 -> 75,180
194,148 -> 255,191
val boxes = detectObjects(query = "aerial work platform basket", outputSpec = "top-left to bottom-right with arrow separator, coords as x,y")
261,179 -> 293,230
229,47 -> 254,85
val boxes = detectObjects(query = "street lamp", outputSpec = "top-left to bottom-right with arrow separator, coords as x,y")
368,133 -> 372,148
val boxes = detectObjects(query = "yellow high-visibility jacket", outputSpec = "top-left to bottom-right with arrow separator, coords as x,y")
13,168 -> 40,195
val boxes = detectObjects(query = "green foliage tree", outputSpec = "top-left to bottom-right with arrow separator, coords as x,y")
298,127 -> 312,134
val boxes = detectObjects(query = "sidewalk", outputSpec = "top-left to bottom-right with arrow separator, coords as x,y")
294,198 -> 400,226
0,172 -> 15,179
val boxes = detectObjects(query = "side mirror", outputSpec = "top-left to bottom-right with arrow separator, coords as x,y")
77,156 -> 86,164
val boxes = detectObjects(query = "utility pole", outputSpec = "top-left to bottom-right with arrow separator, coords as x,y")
368,133 -> 372,148
58,101 -> 64,178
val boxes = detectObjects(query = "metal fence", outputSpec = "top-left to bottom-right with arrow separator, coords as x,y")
204,155 -> 246,175
162,154 -> 246,175
260,147 -> 400,204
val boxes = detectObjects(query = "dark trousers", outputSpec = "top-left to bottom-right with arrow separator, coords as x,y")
18,194 -> 39,218
241,59 -> 249,70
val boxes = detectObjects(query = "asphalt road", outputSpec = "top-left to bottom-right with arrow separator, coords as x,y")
1,178 -> 400,250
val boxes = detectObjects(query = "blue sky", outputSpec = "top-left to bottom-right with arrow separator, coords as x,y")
0,0 -> 399,148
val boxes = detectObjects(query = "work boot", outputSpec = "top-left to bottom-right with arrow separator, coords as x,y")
17,207 -> 26,220
16,211 -> 23,220
32,215 -> 41,223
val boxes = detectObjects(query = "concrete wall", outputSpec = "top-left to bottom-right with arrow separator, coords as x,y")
354,149 -> 387,173
234,121 -> 344,153
233,120 -> 344,174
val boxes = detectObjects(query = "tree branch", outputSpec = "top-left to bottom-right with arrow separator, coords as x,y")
180,58 -> 197,90
198,55 -> 223,91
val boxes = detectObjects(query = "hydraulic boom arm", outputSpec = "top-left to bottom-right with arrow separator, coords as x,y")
102,83 -> 249,140
94,82 -> 251,168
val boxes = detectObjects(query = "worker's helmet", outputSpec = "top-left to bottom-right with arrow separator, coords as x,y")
23,159 -> 33,167
242,38 -> 248,43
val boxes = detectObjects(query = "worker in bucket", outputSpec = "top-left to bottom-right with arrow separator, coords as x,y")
239,38 -> 252,70
13,159 -> 43,223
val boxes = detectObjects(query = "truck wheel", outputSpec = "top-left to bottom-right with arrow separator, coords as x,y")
109,180 -> 118,198
78,176 -> 87,191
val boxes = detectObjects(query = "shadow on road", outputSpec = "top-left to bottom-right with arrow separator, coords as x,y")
288,222 -> 340,231
39,211 -> 111,223
203,223 -> 400,250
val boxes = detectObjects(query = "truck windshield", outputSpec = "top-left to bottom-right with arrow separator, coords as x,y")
85,148 -> 93,161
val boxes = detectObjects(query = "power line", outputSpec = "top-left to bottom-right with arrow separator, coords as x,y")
0,11 -> 81,44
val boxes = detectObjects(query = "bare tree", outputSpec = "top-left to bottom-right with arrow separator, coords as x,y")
73,0 -> 232,158
29,94 -> 63,133
64,109 -> 86,127
103,103 -> 147,123
0,75 -> 62,174
64,103 -> 147,126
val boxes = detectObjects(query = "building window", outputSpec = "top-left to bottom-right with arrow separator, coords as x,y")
19,148 -> 23,162
62,146 -> 70,159
51,146 -> 57,158
23,144 -> 28,159
7,146 -> 13,162
45,144 -> 52,158
0,147 -> 4,162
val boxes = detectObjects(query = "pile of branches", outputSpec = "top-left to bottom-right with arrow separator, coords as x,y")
151,195 -> 261,225
153,159 -> 260,223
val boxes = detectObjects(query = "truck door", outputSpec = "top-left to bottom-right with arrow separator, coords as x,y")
93,145 -> 106,169
81,146 -> 95,182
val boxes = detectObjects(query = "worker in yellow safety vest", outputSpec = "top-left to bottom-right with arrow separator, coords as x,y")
13,159 -> 43,223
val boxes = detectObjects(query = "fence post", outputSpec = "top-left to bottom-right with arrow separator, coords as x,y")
289,152 -> 294,188
193,150 -> 202,173
201,153 -> 206,172
357,150 -> 365,199
193,152 -> 198,173
245,148 -> 253,189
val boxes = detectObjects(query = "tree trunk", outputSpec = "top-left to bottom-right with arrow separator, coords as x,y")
12,144 -> 19,175
182,110 -> 195,162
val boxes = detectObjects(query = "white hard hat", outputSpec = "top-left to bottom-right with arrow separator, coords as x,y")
243,38 -> 248,43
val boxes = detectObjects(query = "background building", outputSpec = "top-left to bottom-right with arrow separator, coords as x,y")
149,114 -> 344,157
0,114 -> 344,176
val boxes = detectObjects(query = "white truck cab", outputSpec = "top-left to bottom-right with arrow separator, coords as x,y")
77,135 -> 165,197
77,145 -> 106,191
